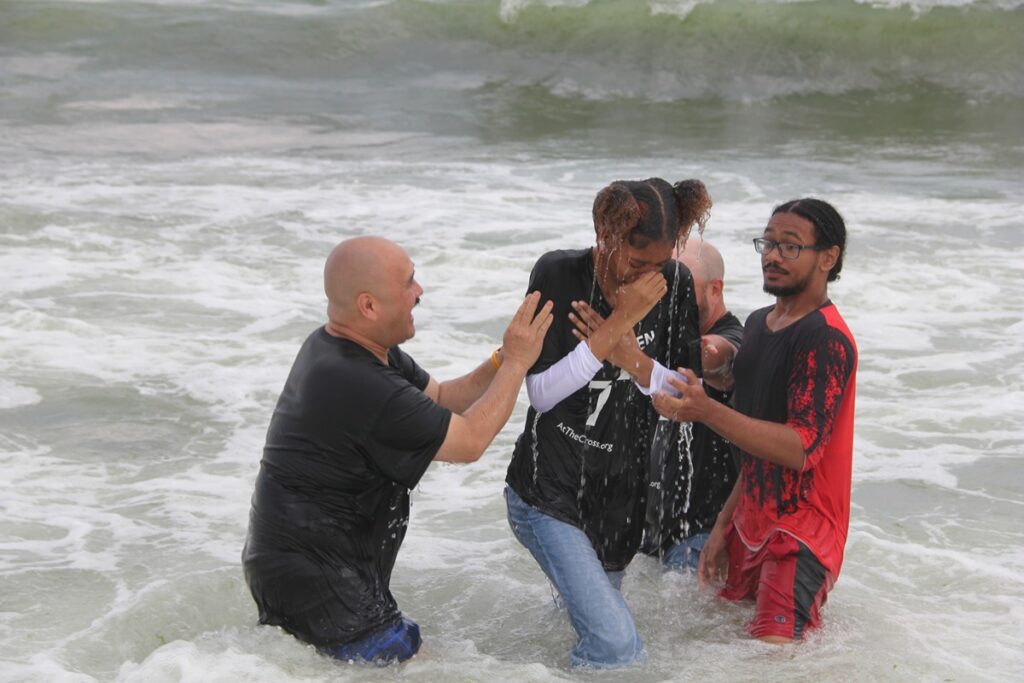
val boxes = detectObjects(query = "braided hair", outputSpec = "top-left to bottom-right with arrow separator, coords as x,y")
772,198 -> 847,282
592,178 -> 712,249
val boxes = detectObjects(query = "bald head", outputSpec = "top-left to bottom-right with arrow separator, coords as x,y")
324,236 -> 409,322
677,238 -> 727,334
677,237 -> 724,288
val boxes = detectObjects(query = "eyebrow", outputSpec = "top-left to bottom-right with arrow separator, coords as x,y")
765,227 -> 806,242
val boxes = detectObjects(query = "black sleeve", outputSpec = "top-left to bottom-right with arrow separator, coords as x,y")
709,312 -> 744,350
356,347 -> 450,488
368,383 -> 452,489
666,263 -> 702,373
526,253 -> 571,375
390,346 -> 430,391
786,325 -> 855,467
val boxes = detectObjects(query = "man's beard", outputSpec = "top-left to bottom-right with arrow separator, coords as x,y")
697,291 -> 712,334
763,272 -> 811,297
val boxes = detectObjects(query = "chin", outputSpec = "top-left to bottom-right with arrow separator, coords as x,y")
763,282 -> 803,297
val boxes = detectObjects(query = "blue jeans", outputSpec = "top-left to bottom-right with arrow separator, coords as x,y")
317,617 -> 421,665
662,532 -> 709,571
505,487 -> 642,668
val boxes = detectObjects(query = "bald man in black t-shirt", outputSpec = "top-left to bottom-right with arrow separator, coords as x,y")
243,237 -> 552,664
641,239 -> 743,570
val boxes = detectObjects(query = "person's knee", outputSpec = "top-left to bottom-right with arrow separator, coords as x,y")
584,613 -> 642,666
604,625 -> 642,663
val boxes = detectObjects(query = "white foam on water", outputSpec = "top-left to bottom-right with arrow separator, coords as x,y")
62,95 -> 205,112
0,379 -> 42,409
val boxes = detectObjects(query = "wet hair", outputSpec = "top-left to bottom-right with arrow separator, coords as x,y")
772,198 -> 847,282
592,178 -> 712,249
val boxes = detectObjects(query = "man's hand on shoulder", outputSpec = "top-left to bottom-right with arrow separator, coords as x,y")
501,291 -> 554,373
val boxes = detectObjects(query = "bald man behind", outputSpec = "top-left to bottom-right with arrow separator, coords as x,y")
678,239 -> 737,389
641,238 -> 744,570
243,237 -> 552,664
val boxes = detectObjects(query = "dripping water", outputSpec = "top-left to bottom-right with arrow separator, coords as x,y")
646,261 -> 686,557
530,410 -> 541,486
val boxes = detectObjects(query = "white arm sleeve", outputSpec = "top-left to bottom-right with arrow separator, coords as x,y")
635,359 -> 689,397
525,341 -> 604,413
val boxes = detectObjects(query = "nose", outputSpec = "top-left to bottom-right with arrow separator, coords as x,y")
762,245 -> 784,266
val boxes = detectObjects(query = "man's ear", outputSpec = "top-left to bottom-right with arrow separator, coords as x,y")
819,246 -> 840,274
355,291 -> 378,321
708,278 -> 724,300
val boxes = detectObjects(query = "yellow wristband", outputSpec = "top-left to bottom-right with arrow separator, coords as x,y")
490,347 -> 503,370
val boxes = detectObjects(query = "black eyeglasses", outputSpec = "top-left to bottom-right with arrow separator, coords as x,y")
753,238 -> 826,260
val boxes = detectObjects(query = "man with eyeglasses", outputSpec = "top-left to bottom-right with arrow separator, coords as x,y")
652,199 -> 857,643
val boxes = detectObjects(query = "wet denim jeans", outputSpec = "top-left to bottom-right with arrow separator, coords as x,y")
662,532 -> 710,571
504,486 -> 642,668
317,617 -> 421,665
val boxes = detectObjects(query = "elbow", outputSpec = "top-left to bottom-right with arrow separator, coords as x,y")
787,450 -> 807,471
440,447 -> 483,465
526,388 -> 553,414
529,400 -> 552,414
454,435 -> 489,464
462,445 -> 485,464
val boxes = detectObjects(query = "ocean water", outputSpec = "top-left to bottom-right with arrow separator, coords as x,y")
1,0 -> 1022,681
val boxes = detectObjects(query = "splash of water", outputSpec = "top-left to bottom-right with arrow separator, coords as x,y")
677,419 -> 695,515
529,410 -> 541,485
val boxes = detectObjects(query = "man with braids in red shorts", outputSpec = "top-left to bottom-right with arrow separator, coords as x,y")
653,198 -> 857,642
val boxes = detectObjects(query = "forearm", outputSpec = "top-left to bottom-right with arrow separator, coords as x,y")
526,341 -> 602,412
586,309 -> 639,363
617,347 -> 654,387
455,362 -> 529,457
635,359 -> 681,396
437,355 -> 499,413
701,335 -> 737,392
701,400 -> 806,470
711,480 -> 740,533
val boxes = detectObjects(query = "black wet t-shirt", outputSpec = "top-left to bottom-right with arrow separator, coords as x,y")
242,328 -> 451,647
642,311 -> 745,554
506,248 -> 701,571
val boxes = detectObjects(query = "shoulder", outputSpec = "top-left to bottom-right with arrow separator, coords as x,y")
794,305 -> 857,369
532,248 -> 589,274
662,261 -> 697,315
817,303 -> 857,349
743,305 -> 773,329
306,340 -> 382,389
711,311 -> 743,335
529,248 -> 592,295
665,259 -> 691,281
797,304 -> 854,343
388,345 -> 430,390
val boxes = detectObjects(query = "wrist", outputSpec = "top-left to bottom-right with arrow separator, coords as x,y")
490,347 -> 503,370
499,355 -> 531,375
604,309 -> 643,340
712,514 -> 733,534
624,351 -> 653,383
703,356 -> 733,378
